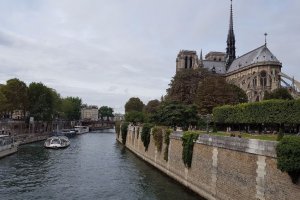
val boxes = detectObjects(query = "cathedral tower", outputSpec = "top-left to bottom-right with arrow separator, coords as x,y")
225,0 -> 236,70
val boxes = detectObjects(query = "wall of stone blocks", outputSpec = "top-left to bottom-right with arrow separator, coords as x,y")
116,125 -> 300,200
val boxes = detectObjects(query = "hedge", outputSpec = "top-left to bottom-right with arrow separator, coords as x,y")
213,99 -> 300,125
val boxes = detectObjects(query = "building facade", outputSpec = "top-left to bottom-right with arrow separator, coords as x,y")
176,1 -> 282,102
81,105 -> 98,121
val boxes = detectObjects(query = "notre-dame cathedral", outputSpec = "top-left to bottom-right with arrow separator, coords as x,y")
176,1 -> 282,102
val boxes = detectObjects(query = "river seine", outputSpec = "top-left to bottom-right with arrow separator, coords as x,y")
0,130 -> 203,200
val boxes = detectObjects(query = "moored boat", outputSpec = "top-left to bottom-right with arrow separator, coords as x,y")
44,136 -> 70,149
0,135 -> 18,158
74,126 -> 89,134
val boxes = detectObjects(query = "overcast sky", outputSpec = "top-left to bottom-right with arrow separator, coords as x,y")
0,0 -> 299,113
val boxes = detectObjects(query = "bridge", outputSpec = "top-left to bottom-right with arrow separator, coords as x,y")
81,120 -> 115,131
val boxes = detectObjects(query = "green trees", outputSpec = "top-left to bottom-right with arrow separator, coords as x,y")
125,111 -> 145,125
99,106 -> 114,120
165,69 -> 247,114
0,78 -> 82,122
28,82 -> 55,121
276,136 -> 300,183
151,101 -> 198,130
124,97 -> 146,124
125,97 -> 144,112
264,88 -> 293,100
195,75 -> 247,114
2,78 -> 28,117
61,97 -> 82,121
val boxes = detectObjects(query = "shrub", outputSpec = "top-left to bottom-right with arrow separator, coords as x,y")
152,126 -> 164,152
164,129 -> 172,161
141,123 -> 153,151
182,131 -> 199,168
276,136 -> 300,184
121,122 -> 129,145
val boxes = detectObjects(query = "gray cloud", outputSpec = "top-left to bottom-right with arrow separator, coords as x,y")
0,0 -> 299,113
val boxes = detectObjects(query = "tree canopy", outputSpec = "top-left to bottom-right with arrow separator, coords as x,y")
144,99 -> 160,114
28,82 -> 55,121
150,101 -> 198,130
165,69 -> 247,114
61,97 -> 82,121
264,88 -> 293,100
99,106 -> 114,120
125,97 -> 144,113
195,75 -> 247,114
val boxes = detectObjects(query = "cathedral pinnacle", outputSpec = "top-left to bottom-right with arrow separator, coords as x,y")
226,0 -> 236,70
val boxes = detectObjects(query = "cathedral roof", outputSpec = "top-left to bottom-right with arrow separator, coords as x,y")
203,60 -> 226,74
227,45 -> 281,73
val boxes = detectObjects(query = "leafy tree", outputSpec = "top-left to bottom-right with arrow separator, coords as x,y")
166,69 -> 208,104
195,75 -> 247,114
61,97 -> 82,121
125,111 -> 146,125
125,97 -> 144,113
28,82 -> 54,121
276,136 -> 300,183
264,88 -> 293,100
0,86 -> 8,114
51,89 -> 63,118
2,78 -> 28,117
151,101 -> 198,130
99,106 -> 114,120
144,99 -> 160,114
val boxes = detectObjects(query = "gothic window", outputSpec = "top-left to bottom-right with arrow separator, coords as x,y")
260,71 -> 267,87
190,57 -> 193,68
185,57 -> 188,69
253,76 -> 257,87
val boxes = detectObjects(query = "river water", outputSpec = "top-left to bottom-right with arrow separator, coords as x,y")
0,130 -> 203,200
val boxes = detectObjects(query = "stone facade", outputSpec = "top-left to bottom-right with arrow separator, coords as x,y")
80,105 -> 98,121
116,126 -> 300,200
175,1 -> 283,102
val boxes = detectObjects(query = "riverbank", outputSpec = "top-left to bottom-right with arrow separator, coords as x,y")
117,125 -> 300,200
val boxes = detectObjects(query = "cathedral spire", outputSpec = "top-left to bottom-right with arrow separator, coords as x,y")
226,0 -> 236,70
199,49 -> 203,67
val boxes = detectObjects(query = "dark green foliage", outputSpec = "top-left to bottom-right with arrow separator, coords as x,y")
152,127 -> 164,152
213,99 -> 300,125
182,131 -> 199,168
115,121 -> 121,138
264,88 -> 293,100
166,69 -> 208,104
151,101 -> 198,130
125,111 -> 146,125
2,78 -> 28,117
121,122 -> 129,145
125,97 -> 144,113
145,99 -> 160,114
99,106 -> 114,120
164,129 -> 172,161
61,97 -> 82,121
141,123 -> 153,151
276,136 -> 300,183
195,75 -> 247,114
28,82 -> 55,121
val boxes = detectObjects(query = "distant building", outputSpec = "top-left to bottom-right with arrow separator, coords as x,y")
114,113 -> 125,121
81,105 -> 98,121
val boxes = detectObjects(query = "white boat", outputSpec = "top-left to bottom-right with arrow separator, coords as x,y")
0,135 -> 18,158
74,126 -> 89,134
44,136 -> 70,149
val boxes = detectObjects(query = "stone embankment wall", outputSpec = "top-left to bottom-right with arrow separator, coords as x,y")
116,125 -> 300,200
